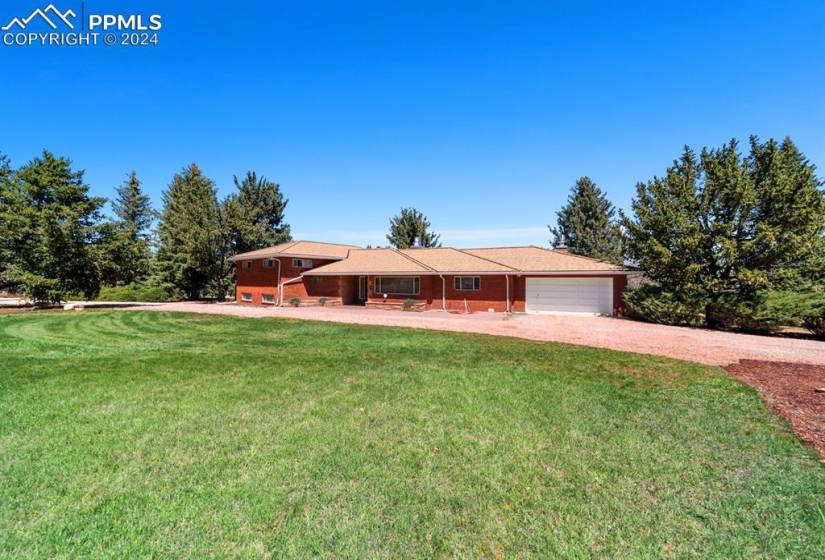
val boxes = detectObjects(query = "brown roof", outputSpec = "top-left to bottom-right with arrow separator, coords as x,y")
229,240 -> 359,261
399,248 -> 515,273
302,248 -> 432,275
464,246 -> 626,272
304,245 -> 630,275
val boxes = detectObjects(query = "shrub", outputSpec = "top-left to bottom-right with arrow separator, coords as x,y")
403,298 -> 417,308
624,284 -> 706,326
289,297 -> 301,307
709,290 -> 823,331
96,283 -> 173,303
318,297 -> 328,306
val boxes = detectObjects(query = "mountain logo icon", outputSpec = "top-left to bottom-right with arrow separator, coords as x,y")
2,3 -> 76,31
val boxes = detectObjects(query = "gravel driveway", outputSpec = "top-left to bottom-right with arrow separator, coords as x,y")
124,302 -> 825,366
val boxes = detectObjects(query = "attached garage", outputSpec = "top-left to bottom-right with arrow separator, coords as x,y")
525,277 -> 614,315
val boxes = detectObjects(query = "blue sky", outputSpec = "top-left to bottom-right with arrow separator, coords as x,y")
2,0 -> 823,247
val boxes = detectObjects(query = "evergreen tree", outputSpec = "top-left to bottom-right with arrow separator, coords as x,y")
622,137 -> 825,327
0,150 -> 104,302
97,171 -> 154,285
156,164 -> 229,299
224,171 -> 291,254
0,153 -> 13,287
386,208 -> 441,248
550,177 -> 623,263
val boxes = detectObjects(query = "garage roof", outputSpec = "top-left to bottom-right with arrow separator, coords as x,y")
464,246 -> 627,272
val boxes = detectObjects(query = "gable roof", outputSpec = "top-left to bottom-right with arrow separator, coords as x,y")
301,248 -> 432,275
303,245 -> 630,275
399,248 -> 515,273
229,240 -> 359,261
464,246 -> 626,272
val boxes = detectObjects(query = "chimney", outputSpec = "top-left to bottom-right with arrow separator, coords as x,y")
555,233 -> 568,253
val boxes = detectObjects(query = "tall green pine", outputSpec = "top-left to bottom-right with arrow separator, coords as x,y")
386,208 -> 441,248
97,171 -> 155,285
550,177 -> 623,263
157,164 -> 229,299
224,170 -> 291,254
0,150 -> 104,301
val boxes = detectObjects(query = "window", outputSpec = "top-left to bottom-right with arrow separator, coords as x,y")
375,276 -> 420,295
454,276 -> 481,291
242,261 -> 252,269
263,259 -> 275,269
262,294 -> 275,304
241,292 -> 253,302
292,258 -> 313,269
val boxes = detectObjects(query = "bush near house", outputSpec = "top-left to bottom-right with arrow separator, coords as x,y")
626,285 -> 825,336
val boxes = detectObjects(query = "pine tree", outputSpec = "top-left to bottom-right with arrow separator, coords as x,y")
622,137 -> 825,327
156,164 -> 229,299
550,177 -> 622,263
113,171 -> 154,240
98,171 -> 154,285
0,153 -> 14,288
224,171 -> 291,254
386,208 -> 441,248
0,150 -> 105,302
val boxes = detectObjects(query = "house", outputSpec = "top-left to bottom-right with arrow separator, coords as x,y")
230,240 -> 634,314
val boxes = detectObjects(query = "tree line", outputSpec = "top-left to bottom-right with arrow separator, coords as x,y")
0,152 -> 290,302
548,136 -> 825,334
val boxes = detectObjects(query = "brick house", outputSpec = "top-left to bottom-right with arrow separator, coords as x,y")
231,240 -> 634,315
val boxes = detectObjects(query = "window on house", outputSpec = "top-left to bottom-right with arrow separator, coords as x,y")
375,276 -> 420,295
292,258 -> 313,268
454,276 -> 481,291
241,292 -> 253,302
262,294 -> 275,304
243,261 -> 252,269
263,259 -> 275,269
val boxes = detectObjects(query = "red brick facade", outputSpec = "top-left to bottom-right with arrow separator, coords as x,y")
234,257 -> 337,305
236,258 -> 629,314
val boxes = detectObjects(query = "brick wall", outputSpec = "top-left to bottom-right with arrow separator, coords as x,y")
234,256 -> 336,305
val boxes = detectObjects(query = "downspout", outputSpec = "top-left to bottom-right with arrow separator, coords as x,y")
505,274 -> 510,312
439,274 -> 446,311
276,258 -> 282,305
280,276 -> 303,306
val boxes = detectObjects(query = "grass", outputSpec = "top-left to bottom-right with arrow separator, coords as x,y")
0,311 -> 823,558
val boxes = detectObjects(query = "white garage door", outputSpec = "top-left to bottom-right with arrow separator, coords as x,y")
525,277 -> 613,315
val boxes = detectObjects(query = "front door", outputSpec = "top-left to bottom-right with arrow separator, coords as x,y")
358,276 -> 367,301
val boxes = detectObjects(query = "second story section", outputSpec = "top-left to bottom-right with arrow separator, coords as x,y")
230,240 -> 360,288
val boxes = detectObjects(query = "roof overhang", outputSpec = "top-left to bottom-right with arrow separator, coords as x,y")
303,269 -> 635,276
229,253 -> 347,262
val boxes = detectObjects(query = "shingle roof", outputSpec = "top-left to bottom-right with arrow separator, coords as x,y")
229,240 -> 359,261
302,248 -> 432,275
303,245 -> 630,275
464,246 -> 626,272
399,248 -> 515,273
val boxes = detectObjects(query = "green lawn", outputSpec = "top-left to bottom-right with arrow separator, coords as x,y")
0,312 -> 823,558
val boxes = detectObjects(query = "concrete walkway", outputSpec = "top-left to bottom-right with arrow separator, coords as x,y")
125,302 -> 825,366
